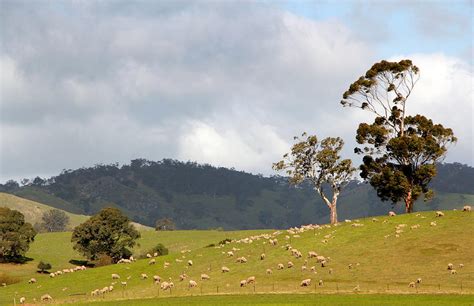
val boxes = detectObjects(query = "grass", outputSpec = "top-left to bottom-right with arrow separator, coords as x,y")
0,210 -> 473,305
77,294 -> 474,306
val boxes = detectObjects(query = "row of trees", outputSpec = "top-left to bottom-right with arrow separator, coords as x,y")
274,59 -> 456,223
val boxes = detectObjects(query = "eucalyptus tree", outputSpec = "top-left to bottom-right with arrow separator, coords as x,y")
273,133 -> 355,224
341,59 -> 456,212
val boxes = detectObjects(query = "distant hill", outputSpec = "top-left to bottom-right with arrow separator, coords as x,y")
1,160 -> 473,230
0,192 -> 152,231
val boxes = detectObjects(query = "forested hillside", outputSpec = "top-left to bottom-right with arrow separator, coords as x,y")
1,160 -> 472,229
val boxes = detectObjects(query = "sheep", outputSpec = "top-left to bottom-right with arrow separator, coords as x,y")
353,284 -> 361,292
91,289 -> 100,296
300,278 -> 311,286
301,265 -> 307,271
388,211 -> 396,217
430,221 -> 437,226
112,273 -> 120,280
164,262 -> 170,268
161,281 -> 172,290
141,273 -> 148,280
408,282 -> 416,288
108,285 -> 114,292
153,275 -> 161,283
49,273 -> 55,278
318,279 -> 324,286
201,273 -> 210,280
28,278 -> 37,284
310,266 -> 316,272
179,273 -> 188,281
329,268 -> 333,274
277,263 -> 284,270
41,294 -> 53,302
447,263 -> 454,270
154,252 -> 158,257
148,259 -> 156,265
187,260 -> 193,266
416,278 -> 422,284
146,253 -> 152,258
19,297 -> 26,304
246,276 -> 256,284
436,211 -> 445,217
463,205 -> 472,212
260,253 -> 266,260
451,270 -> 457,275
189,280 -> 197,288
348,264 -> 353,269
320,260 -> 327,267
121,281 -> 127,286
222,266 -> 230,273
240,280 -> 247,287
316,255 -> 326,263
236,257 -> 247,263
266,268 -> 273,274
459,264 -> 464,268
287,261 -> 294,268
308,251 -> 318,258
227,251 -> 234,257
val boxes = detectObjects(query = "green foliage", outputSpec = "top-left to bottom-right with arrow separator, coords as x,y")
155,218 -> 176,231
0,207 -> 36,262
37,261 -> 52,272
71,207 -> 140,262
341,59 -> 456,212
147,243 -> 168,257
273,133 -> 356,224
42,209 -> 70,232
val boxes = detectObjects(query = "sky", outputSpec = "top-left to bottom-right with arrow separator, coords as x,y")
0,0 -> 472,182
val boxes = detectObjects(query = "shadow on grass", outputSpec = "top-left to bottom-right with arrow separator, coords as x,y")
69,259 -> 95,268
0,256 -> 34,264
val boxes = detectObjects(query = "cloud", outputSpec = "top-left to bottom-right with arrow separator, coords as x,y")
0,1 -> 472,182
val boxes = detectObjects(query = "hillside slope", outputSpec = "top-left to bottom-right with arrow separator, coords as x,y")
0,210 -> 472,305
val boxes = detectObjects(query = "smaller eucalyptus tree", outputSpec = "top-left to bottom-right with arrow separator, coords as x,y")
273,133 -> 356,224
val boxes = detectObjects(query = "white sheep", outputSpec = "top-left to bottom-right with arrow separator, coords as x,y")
236,257 -> 247,263
141,273 -> 148,280
41,294 -> 53,302
408,282 -> 416,288
49,273 -> 55,278
451,270 -> 457,275
266,268 -> 273,274
436,211 -> 445,217
430,221 -> 437,226
463,205 -> 472,212
189,280 -> 197,288
247,276 -> 255,284
112,273 -> 120,280
260,253 -> 266,260
300,279 -> 311,287
222,266 -> 230,273
201,273 -> 210,280
146,253 -> 152,258
227,251 -> 234,257
416,278 -> 422,284
148,259 -> 156,265
28,278 -> 36,284
287,261 -> 294,268
308,251 -> 318,258
388,211 -> 396,217
187,260 -> 193,266
318,279 -> 324,286
19,297 -> 26,304
447,263 -> 454,270
277,263 -> 284,270
121,281 -> 127,286
240,279 -> 247,287
459,264 -> 464,268
153,275 -> 161,283
179,273 -> 188,281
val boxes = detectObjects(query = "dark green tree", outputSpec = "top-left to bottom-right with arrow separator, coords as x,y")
37,261 -> 52,273
71,207 -> 140,262
341,59 -> 457,213
42,209 -> 70,232
0,208 -> 36,262
273,133 -> 356,224
155,218 -> 176,231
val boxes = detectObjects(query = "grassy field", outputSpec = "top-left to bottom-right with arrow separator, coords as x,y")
78,294 -> 474,306
0,210 -> 473,305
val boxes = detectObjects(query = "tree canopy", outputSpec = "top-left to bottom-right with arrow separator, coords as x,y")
71,207 -> 140,262
42,209 -> 70,232
341,59 -> 456,212
0,207 -> 36,262
273,133 -> 355,224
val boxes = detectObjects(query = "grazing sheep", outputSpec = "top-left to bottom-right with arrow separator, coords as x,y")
146,253 -> 152,258
287,261 -> 294,268
164,262 -> 170,268
108,285 -> 114,292
451,270 -> 457,275
277,263 -> 284,270
222,266 -> 230,273
372,218 -> 378,222
408,282 -> 416,288
161,281 -> 171,290
348,264 -> 353,269
463,205 -> 472,212
318,280 -> 324,286
236,257 -> 247,263
310,266 -> 316,272
308,251 -> 317,258
447,263 -> 454,270
260,253 -> 266,260
416,278 -> 422,284
112,273 -> 120,280
240,280 -> 247,287
388,211 -> 396,217
153,275 -> 161,283
148,259 -> 156,265
41,294 -> 53,302
316,255 -> 326,263
300,279 -> 311,287
320,260 -> 327,267
301,265 -> 307,271
353,285 -> 360,292
436,211 -> 445,217
459,264 -> 464,268
266,268 -> 273,274
189,280 -> 197,288
121,281 -> 127,286
154,252 -> 158,257
28,278 -> 36,284
227,251 -> 234,257
140,273 -> 148,280
49,273 -> 55,278
430,221 -> 437,226
247,276 -> 256,284
179,273 -> 188,281
19,297 -> 26,304
187,260 -> 193,266
201,273 -> 210,280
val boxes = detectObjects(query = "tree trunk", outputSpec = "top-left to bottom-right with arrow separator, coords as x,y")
404,190 -> 413,213
330,204 -> 338,225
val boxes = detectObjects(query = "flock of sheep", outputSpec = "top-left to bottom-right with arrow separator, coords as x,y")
14,205 -> 472,303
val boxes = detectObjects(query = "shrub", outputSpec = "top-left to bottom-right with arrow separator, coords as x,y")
94,254 -> 114,267
141,243 -> 169,258
37,261 -> 52,273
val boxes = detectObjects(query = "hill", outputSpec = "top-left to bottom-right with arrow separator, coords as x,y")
0,210 -> 472,305
1,160 -> 473,229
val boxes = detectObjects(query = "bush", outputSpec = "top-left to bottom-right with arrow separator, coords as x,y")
37,261 -> 52,273
94,254 -> 114,267
142,243 -> 168,258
